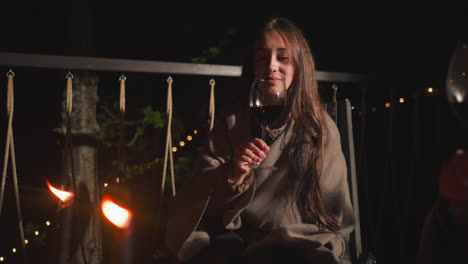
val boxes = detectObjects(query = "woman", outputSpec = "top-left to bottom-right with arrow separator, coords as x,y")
416,149 -> 468,264
165,16 -> 354,264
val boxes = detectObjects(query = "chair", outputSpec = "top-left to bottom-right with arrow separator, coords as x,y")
325,98 -> 363,264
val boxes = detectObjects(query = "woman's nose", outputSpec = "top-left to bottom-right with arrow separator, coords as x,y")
268,57 -> 279,72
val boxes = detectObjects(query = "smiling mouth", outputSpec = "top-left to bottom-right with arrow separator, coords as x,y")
259,72 -> 284,81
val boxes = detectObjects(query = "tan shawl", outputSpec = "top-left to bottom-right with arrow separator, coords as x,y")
164,103 -> 355,263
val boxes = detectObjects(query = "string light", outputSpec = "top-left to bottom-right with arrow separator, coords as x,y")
427,87 -> 434,93
399,98 -> 405,103
187,135 -> 192,141
179,141 -> 185,147
385,102 -> 391,108
193,129 -> 198,135
172,147 -> 178,152
103,183 -> 108,188
0,218 -> 54,262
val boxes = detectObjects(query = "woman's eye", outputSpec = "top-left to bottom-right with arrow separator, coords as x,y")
278,56 -> 289,61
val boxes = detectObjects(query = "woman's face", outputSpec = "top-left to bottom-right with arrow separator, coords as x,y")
253,31 -> 295,90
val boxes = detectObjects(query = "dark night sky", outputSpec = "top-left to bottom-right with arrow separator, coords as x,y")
1,3 -> 467,77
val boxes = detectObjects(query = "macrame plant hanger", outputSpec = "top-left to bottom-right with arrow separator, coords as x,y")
209,78 -> 216,131
117,75 -> 127,183
161,76 -> 176,199
60,72 -> 88,264
0,70 -> 28,264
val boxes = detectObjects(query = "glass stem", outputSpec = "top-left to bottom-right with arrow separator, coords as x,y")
261,124 -> 266,141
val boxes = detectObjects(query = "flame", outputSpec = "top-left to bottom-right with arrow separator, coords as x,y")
101,196 -> 132,229
46,180 -> 74,204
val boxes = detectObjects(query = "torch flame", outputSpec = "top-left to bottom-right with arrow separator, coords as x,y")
101,196 -> 132,229
46,180 -> 74,204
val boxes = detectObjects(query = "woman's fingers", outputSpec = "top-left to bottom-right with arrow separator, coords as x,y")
252,138 -> 270,153
232,138 -> 271,183
244,139 -> 269,162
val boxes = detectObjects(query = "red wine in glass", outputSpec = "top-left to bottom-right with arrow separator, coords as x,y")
251,105 -> 284,126
245,73 -> 287,168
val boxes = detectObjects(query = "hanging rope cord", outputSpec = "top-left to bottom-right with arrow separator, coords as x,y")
0,70 -> 28,264
118,75 -> 127,181
161,77 -> 176,198
65,72 -> 78,194
65,72 -> 89,264
209,79 -> 215,131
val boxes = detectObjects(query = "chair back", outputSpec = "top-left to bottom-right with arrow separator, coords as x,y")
325,98 -> 362,263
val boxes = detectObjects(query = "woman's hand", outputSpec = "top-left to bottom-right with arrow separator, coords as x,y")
232,138 -> 270,185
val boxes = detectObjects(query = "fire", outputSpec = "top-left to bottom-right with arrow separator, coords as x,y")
101,196 -> 132,229
46,180 -> 74,205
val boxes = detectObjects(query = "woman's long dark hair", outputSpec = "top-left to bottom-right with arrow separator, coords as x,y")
258,17 -> 340,232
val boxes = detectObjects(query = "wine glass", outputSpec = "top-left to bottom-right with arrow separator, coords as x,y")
447,41 -> 468,127
245,72 -> 287,168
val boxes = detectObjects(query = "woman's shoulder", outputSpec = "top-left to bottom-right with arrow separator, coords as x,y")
321,108 -> 341,140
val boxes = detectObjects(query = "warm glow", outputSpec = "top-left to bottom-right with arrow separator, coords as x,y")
187,135 -> 192,141
101,196 -> 132,229
462,72 -> 466,76
104,183 -> 108,187
46,180 -> 74,204
24,239 -> 28,244
12,248 -> 16,253
45,221 -> 51,226
399,98 -> 405,103
0,257 -> 3,262
385,102 -> 391,108
116,178 -> 120,183
172,147 -> 177,152
427,87 -> 434,93
193,129 -> 198,135
179,141 -> 185,147
34,231 -> 39,236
